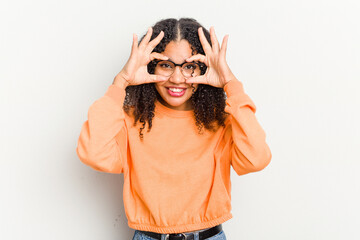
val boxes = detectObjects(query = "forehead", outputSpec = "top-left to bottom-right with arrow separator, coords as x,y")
162,40 -> 193,63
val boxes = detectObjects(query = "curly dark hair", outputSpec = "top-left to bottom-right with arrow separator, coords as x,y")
123,18 -> 229,140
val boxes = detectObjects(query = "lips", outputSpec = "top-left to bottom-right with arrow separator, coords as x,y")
166,87 -> 186,97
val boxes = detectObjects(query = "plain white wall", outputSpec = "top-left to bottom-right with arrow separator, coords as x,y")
1,0 -> 359,239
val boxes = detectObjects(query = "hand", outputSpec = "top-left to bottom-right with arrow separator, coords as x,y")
185,26 -> 236,88
113,27 -> 169,88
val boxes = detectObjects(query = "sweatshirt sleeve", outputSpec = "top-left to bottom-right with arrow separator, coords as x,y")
76,84 -> 128,174
222,79 -> 272,176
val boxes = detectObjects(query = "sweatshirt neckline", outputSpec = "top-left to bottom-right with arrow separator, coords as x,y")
155,100 -> 194,118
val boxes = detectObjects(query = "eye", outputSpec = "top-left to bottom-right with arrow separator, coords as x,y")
184,64 -> 196,70
159,63 -> 172,69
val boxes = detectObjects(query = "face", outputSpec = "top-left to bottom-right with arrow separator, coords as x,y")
154,40 -> 199,111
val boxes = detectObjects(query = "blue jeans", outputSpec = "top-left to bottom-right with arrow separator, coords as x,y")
132,229 -> 227,240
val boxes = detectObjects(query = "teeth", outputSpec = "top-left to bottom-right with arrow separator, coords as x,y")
169,88 -> 184,92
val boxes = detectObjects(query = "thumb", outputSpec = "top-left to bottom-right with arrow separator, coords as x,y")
148,74 -> 169,83
185,75 -> 207,84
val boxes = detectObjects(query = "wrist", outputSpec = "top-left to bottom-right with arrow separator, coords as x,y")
113,73 -> 130,89
222,77 -> 238,88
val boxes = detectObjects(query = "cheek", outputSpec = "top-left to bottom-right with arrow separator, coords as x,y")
154,82 -> 169,97
154,83 -> 162,95
155,82 -> 164,89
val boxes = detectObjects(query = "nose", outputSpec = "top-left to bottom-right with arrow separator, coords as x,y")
169,66 -> 185,84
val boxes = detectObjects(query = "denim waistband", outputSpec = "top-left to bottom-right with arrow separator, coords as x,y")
182,226 -> 214,234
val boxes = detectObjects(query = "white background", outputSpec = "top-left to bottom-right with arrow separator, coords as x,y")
1,0 -> 359,239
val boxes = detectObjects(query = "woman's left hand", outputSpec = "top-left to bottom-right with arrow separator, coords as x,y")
185,26 -> 237,88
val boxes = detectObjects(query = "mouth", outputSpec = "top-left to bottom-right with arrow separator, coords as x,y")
166,87 -> 186,97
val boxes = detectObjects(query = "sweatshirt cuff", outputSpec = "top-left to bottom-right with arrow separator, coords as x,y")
223,79 -> 246,97
223,79 -> 257,113
105,84 -> 126,106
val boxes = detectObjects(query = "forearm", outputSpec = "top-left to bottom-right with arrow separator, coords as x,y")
76,84 -> 128,173
223,79 -> 272,175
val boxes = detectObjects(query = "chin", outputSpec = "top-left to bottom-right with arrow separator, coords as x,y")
164,94 -> 191,104
154,81 -> 199,110
157,88 -> 193,110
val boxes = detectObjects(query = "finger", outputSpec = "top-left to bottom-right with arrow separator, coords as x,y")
150,52 -> 169,61
139,27 -> 153,49
219,34 -> 229,59
186,54 -> 206,63
147,31 -> 164,50
131,33 -> 138,53
185,75 -> 207,84
210,26 -> 220,53
198,27 -> 212,55
148,74 -> 169,83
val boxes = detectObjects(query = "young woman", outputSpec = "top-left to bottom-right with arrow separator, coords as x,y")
76,18 -> 272,240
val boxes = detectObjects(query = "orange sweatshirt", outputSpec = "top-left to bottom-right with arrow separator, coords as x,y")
76,79 -> 272,234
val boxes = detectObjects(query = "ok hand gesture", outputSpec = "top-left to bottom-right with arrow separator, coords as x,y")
185,27 -> 236,88
113,27 -> 169,88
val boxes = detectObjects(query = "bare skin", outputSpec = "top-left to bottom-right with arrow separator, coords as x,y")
113,27 -> 169,88
113,26 -> 237,110
185,26 -> 236,88
153,40 -> 199,111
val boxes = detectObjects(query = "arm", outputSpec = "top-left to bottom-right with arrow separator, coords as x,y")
223,79 -> 272,176
184,26 -> 271,175
76,80 -> 128,174
76,27 -> 169,173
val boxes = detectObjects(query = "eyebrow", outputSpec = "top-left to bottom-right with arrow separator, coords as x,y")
166,58 -> 190,64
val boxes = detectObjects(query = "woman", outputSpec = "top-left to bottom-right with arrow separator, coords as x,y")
76,18 -> 272,240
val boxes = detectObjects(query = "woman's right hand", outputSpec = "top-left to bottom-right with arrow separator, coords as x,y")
113,27 -> 169,88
